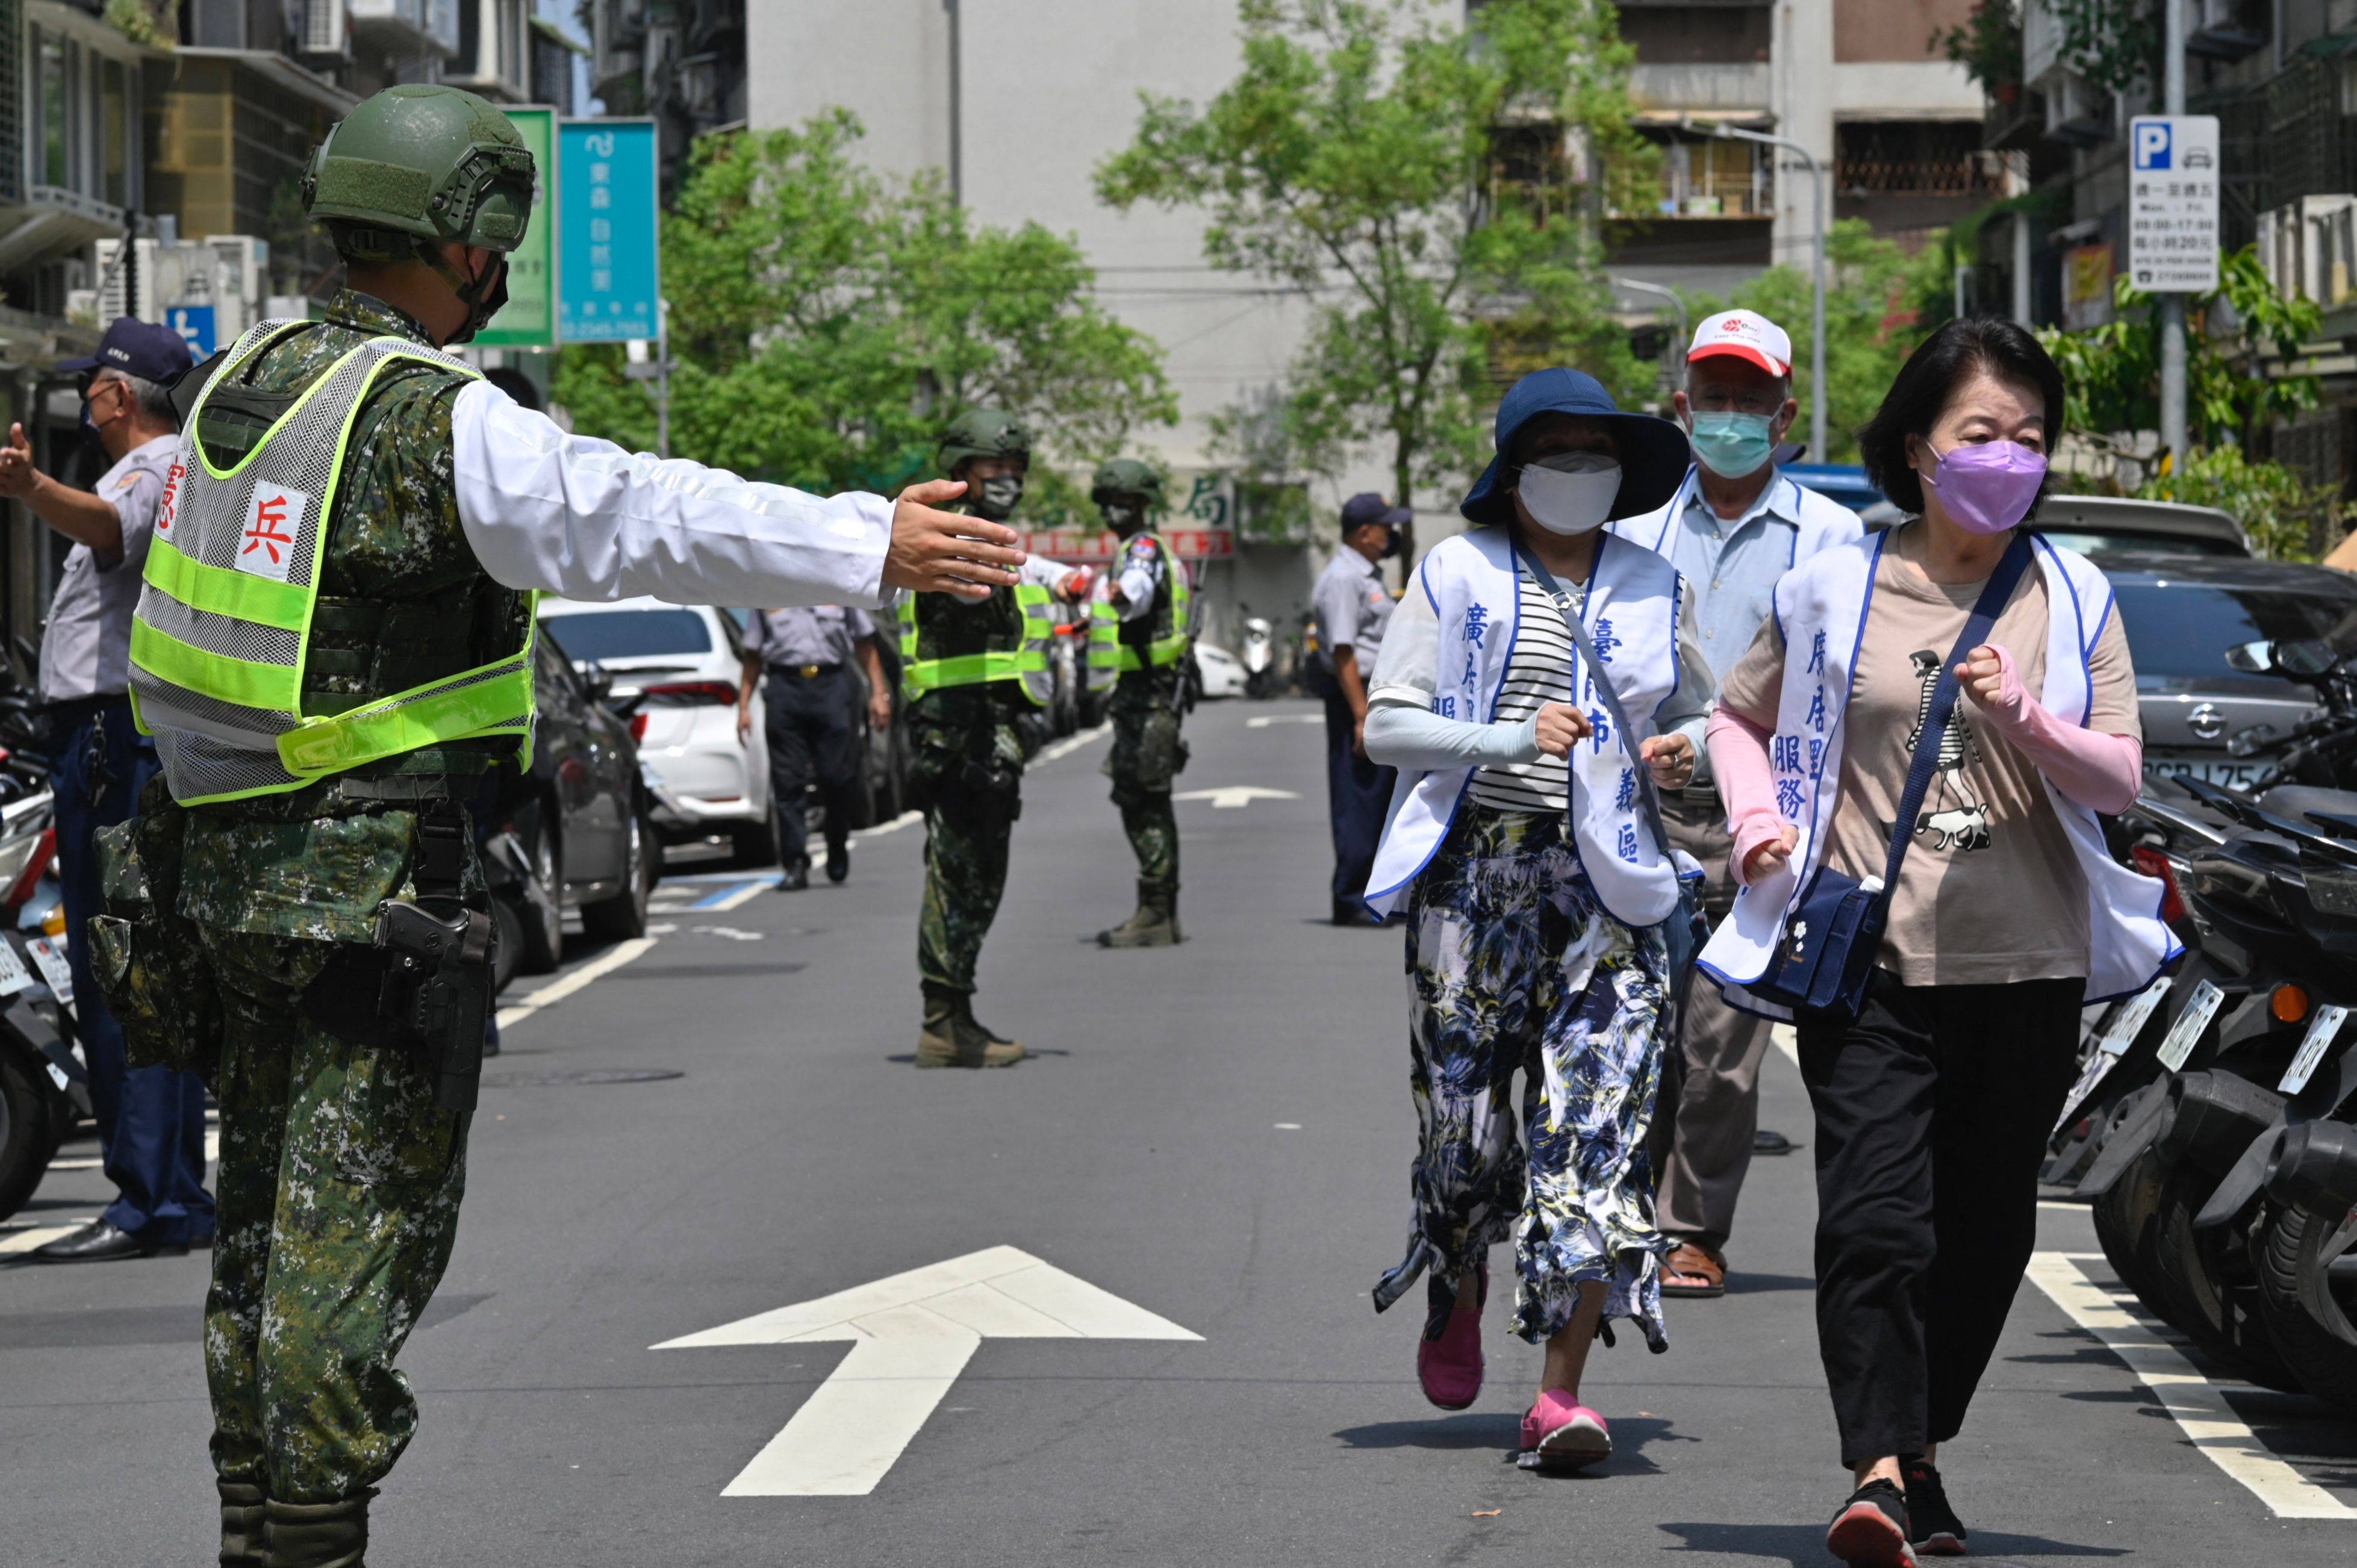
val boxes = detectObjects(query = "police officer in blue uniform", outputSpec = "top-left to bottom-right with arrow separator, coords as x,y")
1310,493 -> 1406,926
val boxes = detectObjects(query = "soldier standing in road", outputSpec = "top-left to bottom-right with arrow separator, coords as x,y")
95,84 -> 1023,1568
737,605 -> 893,889
900,409 -> 1088,1068
1310,493 -> 1407,925
1085,459 -> 1192,947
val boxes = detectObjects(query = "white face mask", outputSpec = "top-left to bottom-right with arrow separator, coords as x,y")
1515,452 -> 1622,536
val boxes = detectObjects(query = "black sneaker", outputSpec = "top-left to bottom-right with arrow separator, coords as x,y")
1826,1478 -> 1916,1567
1902,1459 -> 1967,1557
825,840 -> 850,883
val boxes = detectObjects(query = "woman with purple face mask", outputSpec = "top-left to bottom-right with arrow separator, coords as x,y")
1697,320 -> 2171,1566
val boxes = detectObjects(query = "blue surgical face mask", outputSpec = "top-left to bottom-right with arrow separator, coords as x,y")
1686,410 -> 1776,480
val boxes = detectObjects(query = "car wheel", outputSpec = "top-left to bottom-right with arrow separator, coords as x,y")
583,812 -> 653,941
732,804 -> 779,867
515,815 -> 565,975
490,897 -> 524,997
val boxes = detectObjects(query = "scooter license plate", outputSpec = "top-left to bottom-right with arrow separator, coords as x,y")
2279,1005 -> 2350,1095
2309,870 -> 2357,917
0,939 -> 33,998
2157,978 -> 2226,1072
2097,975 -> 2175,1057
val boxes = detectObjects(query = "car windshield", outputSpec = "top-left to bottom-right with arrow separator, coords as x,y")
2111,581 -> 2357,685
2038,528 -> 2244,558
540,609 -> 712,661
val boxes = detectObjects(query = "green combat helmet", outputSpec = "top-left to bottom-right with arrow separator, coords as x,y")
939,408 -> 1033,520
1091,458 -> 1166,508
303,83 -> 537,338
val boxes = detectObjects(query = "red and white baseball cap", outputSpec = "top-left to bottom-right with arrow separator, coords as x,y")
1687,309 -> 1792,378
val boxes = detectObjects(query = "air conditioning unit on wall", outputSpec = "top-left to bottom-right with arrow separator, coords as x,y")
300,0 -> 349,61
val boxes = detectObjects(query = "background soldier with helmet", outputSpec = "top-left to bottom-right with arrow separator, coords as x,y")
89,84 -> 1022,1568
902,409 -> 1087,1069
1085,458 -> 1192,948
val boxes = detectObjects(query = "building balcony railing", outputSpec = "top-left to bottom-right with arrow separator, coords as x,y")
1835,154 -> 1999,199
1628,63 -> 1771,119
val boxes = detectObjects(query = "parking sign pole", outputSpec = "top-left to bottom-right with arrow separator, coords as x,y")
2159,0 -> 2188,470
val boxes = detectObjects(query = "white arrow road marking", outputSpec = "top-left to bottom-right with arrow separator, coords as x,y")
1172,785 -> 1301,809
654,1245 -> 1198,1497
2026,1252 -> 2357,1519
1036,723 -> 1111,764
1246,714 -> 1323,728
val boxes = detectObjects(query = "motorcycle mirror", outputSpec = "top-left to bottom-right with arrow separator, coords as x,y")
2274,638 -> 2340,678
2225,639 -> 2275,673
581,661 -> 617,703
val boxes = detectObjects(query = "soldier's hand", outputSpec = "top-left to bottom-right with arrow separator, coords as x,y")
883,479 -> 1025,600
1532,702 -> 1593,759
0,424 -> 36,499
869,690 -> 893,732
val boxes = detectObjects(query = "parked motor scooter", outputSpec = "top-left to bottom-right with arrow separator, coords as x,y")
0,784 -> 84,1224
1239,609 -> 1277,699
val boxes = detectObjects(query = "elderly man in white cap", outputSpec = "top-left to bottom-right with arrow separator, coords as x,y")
1611,307 -> 1865,1297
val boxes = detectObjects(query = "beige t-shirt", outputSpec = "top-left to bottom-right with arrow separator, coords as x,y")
1720,527 -> 2140,985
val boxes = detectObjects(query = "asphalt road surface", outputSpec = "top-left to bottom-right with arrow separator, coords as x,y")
5,698 -> 2355,1566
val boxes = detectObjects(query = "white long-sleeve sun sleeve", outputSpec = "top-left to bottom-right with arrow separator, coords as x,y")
450,379 -> 892,608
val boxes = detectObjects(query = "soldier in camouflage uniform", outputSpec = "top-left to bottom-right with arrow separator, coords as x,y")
93,84 -> 1020,1567
903,409 -> 1087,1068
1088,460 -> 1192,948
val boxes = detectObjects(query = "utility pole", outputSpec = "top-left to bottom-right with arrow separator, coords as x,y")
1689,120 -> 1826,459
1610,275 -> 1689,399
2159,0 -> 2188,470
944,0 -> 963,205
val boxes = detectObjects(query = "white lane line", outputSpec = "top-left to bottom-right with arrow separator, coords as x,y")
1246,714 -> 1323,729
2025,1252 -> 2357,1520
1,1218 -> 97,1255
702,880 -> 774,913
853,810 -> 922,841
1036,724 -> 1110,765
496,937 -> 659,1031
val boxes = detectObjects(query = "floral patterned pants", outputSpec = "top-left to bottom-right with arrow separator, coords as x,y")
1371,807 -> 1670,1351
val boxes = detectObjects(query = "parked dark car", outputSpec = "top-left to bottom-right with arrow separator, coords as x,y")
2100,550 -> 2357,794
482,627 -> 659,980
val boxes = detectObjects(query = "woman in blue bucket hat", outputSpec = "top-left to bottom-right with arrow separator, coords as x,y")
1360,368 -> 1710,1472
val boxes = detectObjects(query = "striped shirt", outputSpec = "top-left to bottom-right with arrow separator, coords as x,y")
1469,571 -> 1583,814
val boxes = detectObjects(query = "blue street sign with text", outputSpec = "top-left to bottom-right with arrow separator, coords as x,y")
557,119 -> 659,343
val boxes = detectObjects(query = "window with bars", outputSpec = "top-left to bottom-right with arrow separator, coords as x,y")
1834,121 -> 1994,198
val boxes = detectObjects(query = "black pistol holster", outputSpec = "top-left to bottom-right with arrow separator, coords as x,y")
308,800 -> 494,1113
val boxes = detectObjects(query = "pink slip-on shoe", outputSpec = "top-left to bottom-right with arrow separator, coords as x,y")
1416,1262 -> 1485,1411
1519,1391 -> 1611,1473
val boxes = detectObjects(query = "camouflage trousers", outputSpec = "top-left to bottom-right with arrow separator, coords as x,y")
1103,681 -> 1187,900
200,926 -> 469,1504
909,709 -> 1026,994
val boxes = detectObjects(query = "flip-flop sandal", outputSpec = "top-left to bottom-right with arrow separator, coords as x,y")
1660,1243 -> 1726,1298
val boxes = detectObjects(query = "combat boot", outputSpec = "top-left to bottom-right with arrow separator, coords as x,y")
917,983 -> 1024,1068
217,1479 -> 267,1568
1097,882 -> 1181,948
263,1491 -> 371,1568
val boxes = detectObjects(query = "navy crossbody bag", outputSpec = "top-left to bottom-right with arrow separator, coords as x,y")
1748,530 -> 2034,1022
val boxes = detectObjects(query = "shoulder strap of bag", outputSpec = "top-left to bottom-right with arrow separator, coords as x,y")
1875,527 -> 2035,897
1511,532 -> 1679,868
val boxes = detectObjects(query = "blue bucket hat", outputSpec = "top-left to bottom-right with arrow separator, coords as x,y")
1459,368 -> 1690,528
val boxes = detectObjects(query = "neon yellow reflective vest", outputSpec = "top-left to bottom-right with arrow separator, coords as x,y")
1085,530 -> 1191,695
896,580 -> 1055,706
128,320 -> 537,805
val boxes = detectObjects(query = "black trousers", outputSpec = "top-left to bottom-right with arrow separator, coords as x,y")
1795,971 -> 2082,1467
764,667 -> 859,867
1322,690 -> 1395,910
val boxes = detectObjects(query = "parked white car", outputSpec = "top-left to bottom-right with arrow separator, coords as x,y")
1194,642 -> 1245,700
537,597 -> 779,862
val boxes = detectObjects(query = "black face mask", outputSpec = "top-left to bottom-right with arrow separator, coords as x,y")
1101,501 -> 1147,535
973,474 -> 1026,521
1380,527 -> 1403,559
78,380 -> 116,450
429,248 -> 511,345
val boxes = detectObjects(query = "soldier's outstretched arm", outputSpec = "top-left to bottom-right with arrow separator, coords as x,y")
448,381 -> 1024,608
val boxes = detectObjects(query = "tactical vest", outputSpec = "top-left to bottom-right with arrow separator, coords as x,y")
128,320 -> 537,805
1085,532 -> 1191,695
897,581 -> 1054,706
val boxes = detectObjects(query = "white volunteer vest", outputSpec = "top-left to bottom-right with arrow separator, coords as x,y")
1365,527 -> 1689,927
1696,527 -> 2181,1016
1610,464 -> 1864,565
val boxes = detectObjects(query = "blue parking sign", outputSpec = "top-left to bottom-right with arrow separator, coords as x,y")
557,119 -> 660,343
165,305 -> 216,357
2133,120 -> 2172,170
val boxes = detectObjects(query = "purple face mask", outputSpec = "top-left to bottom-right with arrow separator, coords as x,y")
1920,440 -> 2047,535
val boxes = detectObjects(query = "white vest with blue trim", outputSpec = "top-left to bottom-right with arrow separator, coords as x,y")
1610,464 -> 1866,566
1364,527 -> 1693,927
1696,527 -> 2181,1016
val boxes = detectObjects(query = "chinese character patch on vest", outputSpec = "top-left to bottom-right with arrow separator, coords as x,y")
238,485 -> 308,581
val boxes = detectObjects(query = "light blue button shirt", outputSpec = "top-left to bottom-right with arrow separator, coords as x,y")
1642,467 -> 1863,690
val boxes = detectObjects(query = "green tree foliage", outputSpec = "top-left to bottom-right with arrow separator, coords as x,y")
1933,1 -> 2022,99
553,111 -> 1176,512
2138,444 -> 2338,564
1094,0 -> 1649,523
2036,244 -> 2321,452
1680,220 -> 1950,463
